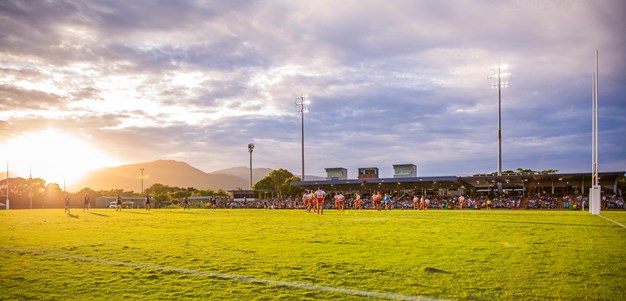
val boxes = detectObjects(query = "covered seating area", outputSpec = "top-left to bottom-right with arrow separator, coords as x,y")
292,172 -> 624,196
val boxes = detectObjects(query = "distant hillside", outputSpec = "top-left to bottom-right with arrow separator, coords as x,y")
72,160 -> 250,192
210,167 -> 325,182
210,166 -> 272,184
71,160 -> 324,192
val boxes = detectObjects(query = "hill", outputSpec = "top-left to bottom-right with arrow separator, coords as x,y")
71,160 -> 271,192
209,166 -> 273,184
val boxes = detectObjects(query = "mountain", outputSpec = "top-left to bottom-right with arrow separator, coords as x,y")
210,166 -> 273,184
71,160 -> 253,192
210,166 -> 325,182
71,160 -> 324,192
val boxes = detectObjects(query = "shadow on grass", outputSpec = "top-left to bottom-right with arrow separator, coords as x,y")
423,266 -> 453,274
417,214 -> 617,228
66,213 -> 79,219
88,212 -> 109,217
169,210 -> 194,214
122,211 -> 152,215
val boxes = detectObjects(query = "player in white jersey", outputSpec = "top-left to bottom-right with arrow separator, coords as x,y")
334,192 -> 345,211
303,191 -> 312,212
314,187 -> 326,215
354,193 -> 363,210
372,192 -> 381,211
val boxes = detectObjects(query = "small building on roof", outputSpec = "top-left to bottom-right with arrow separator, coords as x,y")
325,167 -> 348,180
358,167 -> 379,179
393,164 -> 417,178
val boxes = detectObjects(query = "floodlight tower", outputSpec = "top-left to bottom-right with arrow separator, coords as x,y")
488,64 -> 512,194
590,50 -> 600,215
140,168 -> 145,194
248,143 -> 254,190
29,169 -> 32,209
5,161 -> 8,210
295,95 -> 310,181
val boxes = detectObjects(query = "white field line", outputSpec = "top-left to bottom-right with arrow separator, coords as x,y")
0,247 -> 448,301
597,214 -> 626,229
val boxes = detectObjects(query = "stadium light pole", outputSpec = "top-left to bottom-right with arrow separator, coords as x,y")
5,161 -> 8,210
590,50 -> 600,215
140,168 -> 145,194
488,64 -> 511,194
295,95 -> 310,181
29,169 -> 32,209
248,143 -> 254,190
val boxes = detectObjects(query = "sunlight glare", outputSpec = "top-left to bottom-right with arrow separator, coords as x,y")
2,129 -> 119,188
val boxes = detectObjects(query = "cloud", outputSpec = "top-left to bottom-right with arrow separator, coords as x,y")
0,0 -> 624,181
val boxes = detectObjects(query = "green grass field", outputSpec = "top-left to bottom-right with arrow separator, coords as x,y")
1,208 -> 625,300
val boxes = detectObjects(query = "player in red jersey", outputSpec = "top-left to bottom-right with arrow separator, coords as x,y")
372,192 -> 381,211
314,187 -> 326,215
354,193 -> 363,210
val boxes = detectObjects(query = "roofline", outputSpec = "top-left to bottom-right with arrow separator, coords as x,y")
292,171 -> 625,187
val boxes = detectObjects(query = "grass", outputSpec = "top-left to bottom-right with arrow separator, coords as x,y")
0,208 -> 625,300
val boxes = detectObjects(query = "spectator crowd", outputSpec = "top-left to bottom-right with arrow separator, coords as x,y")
191,191 -> 623,211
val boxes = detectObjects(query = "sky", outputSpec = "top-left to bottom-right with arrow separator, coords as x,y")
1,0 -> 625,186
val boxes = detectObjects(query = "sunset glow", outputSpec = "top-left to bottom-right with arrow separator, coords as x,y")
0,0 -> 624,185
2,129 -> 118,187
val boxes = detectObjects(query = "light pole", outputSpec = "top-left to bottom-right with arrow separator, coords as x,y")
5,161 -> 8,210
488,64 -> 511,194
29,169 -> 32,209
295,95 -> 310,181
140,168 -> 145,194
590,50 -> 600,215
248,143 -> 254,190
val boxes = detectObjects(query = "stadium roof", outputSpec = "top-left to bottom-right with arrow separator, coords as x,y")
292,171 -> 625,193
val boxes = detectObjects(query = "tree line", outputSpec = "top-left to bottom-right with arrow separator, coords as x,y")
0,169 -> 304,209
0,178 -> 229,209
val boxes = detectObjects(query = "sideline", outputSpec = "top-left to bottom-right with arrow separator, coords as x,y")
597,214 -> 626,229
0,246 -> 448,301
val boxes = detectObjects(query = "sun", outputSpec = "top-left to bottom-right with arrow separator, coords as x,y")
2,129 -> 119,189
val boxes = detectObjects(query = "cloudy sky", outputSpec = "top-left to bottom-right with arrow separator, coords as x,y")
1,0 -> 625,186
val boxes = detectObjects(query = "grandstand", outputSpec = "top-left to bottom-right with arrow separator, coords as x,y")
292,171 -> 624,196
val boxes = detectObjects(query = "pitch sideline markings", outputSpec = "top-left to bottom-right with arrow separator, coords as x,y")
597,214 -> 626,229
0,246 -> 448,301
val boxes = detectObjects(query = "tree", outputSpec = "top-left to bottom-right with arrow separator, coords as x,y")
253,176 -> 274,191
282,176 -> 304,196
253,169 -> 302,196
45,183 -> 63,208
145,183 -> 175,195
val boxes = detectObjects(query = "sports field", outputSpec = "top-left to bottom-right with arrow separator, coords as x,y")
1,209 -> 625,300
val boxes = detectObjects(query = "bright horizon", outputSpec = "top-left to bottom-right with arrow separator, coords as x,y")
1,129 -> 119,187
1,1 -> 625,183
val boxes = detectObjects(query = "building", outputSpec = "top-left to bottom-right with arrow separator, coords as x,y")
325,167 -> 348,180
358,167 -> 379,179
393,164 -> 417,178
292,171 -> 625,197
229,189 -> 275,201
95,196 -> 150,208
